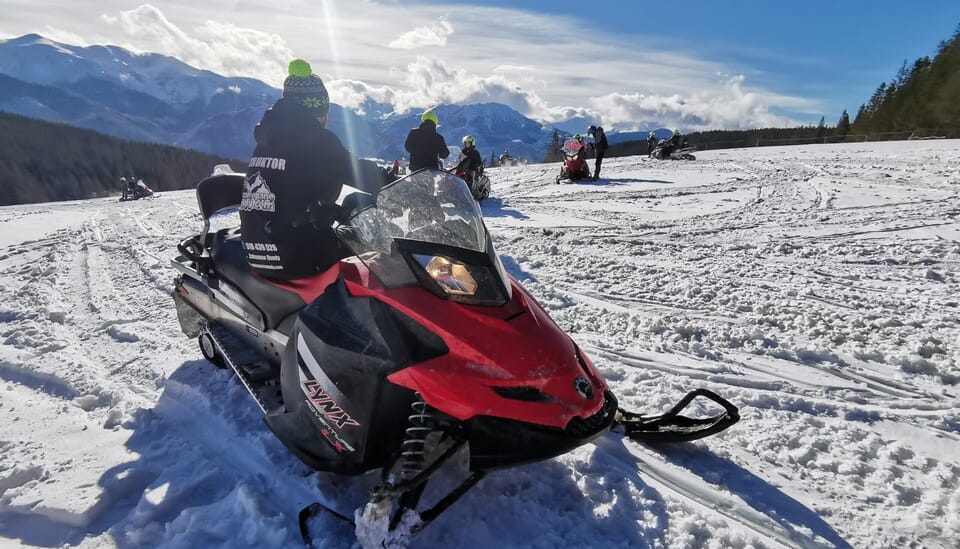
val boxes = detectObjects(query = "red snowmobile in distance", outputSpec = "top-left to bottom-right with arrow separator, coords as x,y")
556,139 -> 591,183
119,178 -> 156,201
170,168 -> 739,547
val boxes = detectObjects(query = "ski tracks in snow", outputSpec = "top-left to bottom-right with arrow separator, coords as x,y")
1,141 -> 959,548
486,141 -> 960,548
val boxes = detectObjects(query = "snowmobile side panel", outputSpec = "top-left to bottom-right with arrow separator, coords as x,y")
266,277 -> 447,474
172,273 -> 288,360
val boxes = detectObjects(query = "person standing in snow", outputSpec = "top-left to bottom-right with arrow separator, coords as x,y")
239,59 -> 385,280
405,111 -> 450,172
588,125 -> 608,180
647,131 -> 658,157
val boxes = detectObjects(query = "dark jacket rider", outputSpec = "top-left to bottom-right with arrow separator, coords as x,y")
240,59 -> 383,280
405,111 -> 450,171
454,135 -> 483,182
587,125 -> 608,180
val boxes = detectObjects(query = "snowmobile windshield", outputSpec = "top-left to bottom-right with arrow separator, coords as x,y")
339,170 -> 513,305
562,140 -> 583,158
344,170 -> 486,253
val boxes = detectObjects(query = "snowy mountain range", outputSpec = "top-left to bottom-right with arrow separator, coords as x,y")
0,34 -> 572,162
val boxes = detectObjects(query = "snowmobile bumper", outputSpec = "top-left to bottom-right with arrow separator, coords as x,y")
465,390 -> 618,470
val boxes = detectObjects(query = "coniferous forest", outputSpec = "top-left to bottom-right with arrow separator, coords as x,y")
852,23 -> 960,137
0,112 -> 240,206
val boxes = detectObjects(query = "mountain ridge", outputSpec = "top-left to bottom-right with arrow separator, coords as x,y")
0,34 -> 567,161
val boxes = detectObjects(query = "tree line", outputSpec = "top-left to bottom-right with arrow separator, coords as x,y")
0,112 -> 240,206
852,23 -> 960,137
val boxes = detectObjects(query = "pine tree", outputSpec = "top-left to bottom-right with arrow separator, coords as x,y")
836,110 -> 851,136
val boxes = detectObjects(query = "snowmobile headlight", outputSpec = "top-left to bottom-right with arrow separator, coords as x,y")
413,254 -> 479,296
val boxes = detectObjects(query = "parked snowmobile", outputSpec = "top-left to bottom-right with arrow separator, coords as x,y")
652,139 -> 696,161
555,139 -> 591,184
453,160 -> 491,202
120,179 -> 156,201
498,152 -> 517,167
171,168 -> 739,547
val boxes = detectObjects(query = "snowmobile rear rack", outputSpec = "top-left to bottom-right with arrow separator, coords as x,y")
614,388 -> 740,443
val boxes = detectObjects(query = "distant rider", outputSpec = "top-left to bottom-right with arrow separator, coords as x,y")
405,111 -> 450,171
587,125 -> 608,181
670,128 -> 683,149
647,131 -> 657,157
658,129 -> 682,159
454,135 -> 483,188
572,134 -> 588,160
239,59 -> 385,280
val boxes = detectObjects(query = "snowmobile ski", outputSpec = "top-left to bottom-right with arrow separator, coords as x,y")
613,388 -> 739,443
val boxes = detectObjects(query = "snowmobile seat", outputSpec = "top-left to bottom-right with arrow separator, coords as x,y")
210,228 -> 306,331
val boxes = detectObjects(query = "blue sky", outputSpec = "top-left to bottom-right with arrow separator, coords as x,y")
448,0 -> 960,122
1,1 -> 958,130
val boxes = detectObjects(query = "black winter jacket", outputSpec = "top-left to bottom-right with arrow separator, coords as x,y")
239,99 -> 361,279
405,121 -> 450,171
455,145 -> 483,174
591,127 -> 609,152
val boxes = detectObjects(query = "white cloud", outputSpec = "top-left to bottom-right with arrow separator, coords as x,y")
389,20 -> 454,49
589,75 -> 808,131
98,4 -> 293,85
331,56 -> 808,131
2,2 -> 826,130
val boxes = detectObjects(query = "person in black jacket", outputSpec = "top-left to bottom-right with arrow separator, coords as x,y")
587,125 -> 608,180
239,59 -> 383,280
454,135 -> 483,184
405,111 -> 449,171
647,131 -> 658,157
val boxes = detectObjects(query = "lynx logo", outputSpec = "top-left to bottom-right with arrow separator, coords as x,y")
302,379 -> 360,429
240,171 -> 276,212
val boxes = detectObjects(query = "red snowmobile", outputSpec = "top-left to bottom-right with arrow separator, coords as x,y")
171,168 -> 739,547
556,139 -> 591,183
119,179 -> 156,201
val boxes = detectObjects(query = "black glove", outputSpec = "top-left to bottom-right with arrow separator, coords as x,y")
292,201 -> 341,229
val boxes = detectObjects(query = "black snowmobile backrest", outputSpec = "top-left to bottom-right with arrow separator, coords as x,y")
195,172 -> 245,249
196,173 -> 245,220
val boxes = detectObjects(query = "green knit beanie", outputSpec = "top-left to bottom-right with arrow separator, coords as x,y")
282,59 -> 329,114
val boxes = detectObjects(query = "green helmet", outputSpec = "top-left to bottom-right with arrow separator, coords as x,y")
673,128 -> 680,135
648,131 -> 655,138
573,134 -> 583,142
421,111 -> 439,125
120,176 -> 127,182
462,135 -> 475,147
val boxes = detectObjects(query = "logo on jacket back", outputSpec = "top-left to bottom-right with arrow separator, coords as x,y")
241,171 -> 276,212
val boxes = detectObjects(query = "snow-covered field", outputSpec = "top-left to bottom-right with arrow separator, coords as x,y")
1,140 -> 958,548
